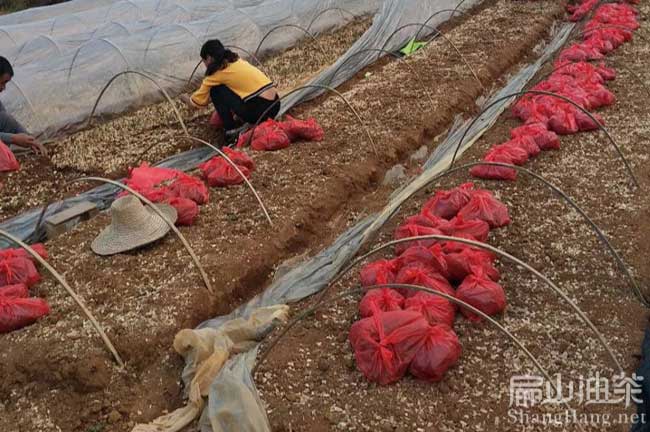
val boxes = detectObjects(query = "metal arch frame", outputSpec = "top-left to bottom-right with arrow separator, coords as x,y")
103,0 -> 143,22
85,70 -> 188,135
186,45 -> 267,88
12,35 -> 62,66
253,283 -> 569,420
154,2 -> 192,21
325,47 -> 434,110
66,38 -> 131,85
412,8 -> 458,41
90,21 -> 132,40
451,0 -> 471,17
571,24 -> 648,44
241,83 -> 377,155
254,24 -> 324,59
306,7 -> 357,33
0,228 -> 125,368
0,29 -> 17,46
380,23 -> 484,91
383,161 -> 648,306
132,134 -> 273,226
448,89 -> 639,188
49,13 -> 86,36
69,177 -> 213,295
142,23 -> 201,65
178,136 -> 273,226
534,57 -> 650,100
7,79 -> 38,123
323,235 -> 624,374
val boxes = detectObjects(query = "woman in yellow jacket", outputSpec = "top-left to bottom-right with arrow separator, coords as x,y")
182,39 -> 280,145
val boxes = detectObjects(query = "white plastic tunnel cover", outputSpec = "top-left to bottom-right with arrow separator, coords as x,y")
0,0 -> 380,139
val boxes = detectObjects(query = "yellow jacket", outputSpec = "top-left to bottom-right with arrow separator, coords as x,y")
190,59 -> 273,107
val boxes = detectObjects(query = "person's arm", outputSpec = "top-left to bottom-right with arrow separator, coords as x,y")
0,131 -> 12,144
1,132 -> 47,156
181,75 -> 221,109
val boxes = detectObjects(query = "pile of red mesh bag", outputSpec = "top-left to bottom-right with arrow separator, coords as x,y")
349,183 -> 510,385
236,116 -> 324,151
0,139 -> 20,173
0,244 -> 50,333
120,162 -> 209,226
471,0 -> 638,182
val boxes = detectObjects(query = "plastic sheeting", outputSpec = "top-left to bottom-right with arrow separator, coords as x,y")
188,19 -> 576,432
0,0 -> 380,139
0,0 -> 475,247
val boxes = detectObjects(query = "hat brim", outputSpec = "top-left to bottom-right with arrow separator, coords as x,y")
91,203 -> 178,256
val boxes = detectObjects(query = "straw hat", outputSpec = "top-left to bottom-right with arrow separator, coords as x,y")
91,195 -> 178,256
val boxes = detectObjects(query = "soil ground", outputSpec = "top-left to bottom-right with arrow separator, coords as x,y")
2,0 -> 640,431
254,3 -> 650,432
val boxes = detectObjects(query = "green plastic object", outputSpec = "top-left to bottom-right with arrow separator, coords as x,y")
400,37 -> 427,56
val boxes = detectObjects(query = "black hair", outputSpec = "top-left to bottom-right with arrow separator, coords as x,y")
200,39 -> 239,76
0,56 -> 13,77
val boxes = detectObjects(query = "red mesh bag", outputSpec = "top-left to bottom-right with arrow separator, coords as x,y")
222,147 -> 255,171
168,174 -> 209,205
393,225 -> 443,255
404,213 -> 453,232
421,183 -> 474,220
124,162 -> 178,191
486,142 -> 529,166
457,190 -> 510,228
395,264 -> 454,299
236,119 -> 290,151
557,43 -> 605,63
209,111 -> 224,128
509,136 -> 541,158
396,245 -> 448,278
349,309 -> 429,385
408,324 -> 461,382
548,107 -> 579,135
165,197 -> 199,226
359,289 -> 404,317
0,284 -> 28,298
0,140 -> 19,172
0,257 -> 41,287
279,115 -> 324,142
0,296 -> 50,333
575,111 -> 604,132
510,123 -> 560,151
200,158 -> 251,187
0,244 -> 48,261
456,269 -> 507,322
567,0 -> 598,21
445,215 -> 490,242
445,247 -> 500,283
404,292 -> 455,326
469,153 -> 517,181
360,259 -> 399,287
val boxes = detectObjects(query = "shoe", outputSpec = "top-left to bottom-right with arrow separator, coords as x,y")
224,123 -> 250,147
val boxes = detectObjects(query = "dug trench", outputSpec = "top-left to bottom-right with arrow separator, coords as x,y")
0,1 -> 567,431
254,4 -> 650,432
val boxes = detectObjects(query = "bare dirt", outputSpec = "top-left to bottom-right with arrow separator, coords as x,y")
254,3 -> 650,432
0,1 -> 604,431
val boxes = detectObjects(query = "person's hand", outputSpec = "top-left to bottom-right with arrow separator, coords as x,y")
180,94 -> 194,108
12,133 -> 47,156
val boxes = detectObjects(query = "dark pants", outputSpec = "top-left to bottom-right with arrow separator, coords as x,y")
209,85 -> 280,131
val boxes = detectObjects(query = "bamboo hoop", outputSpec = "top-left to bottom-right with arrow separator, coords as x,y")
0,229 -> 125,368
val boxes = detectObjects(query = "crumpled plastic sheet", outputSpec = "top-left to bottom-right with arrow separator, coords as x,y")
0,0 -> 475,247
186,19 -> 576,432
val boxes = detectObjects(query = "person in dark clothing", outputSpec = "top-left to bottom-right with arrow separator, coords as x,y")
0,56 -> 46,155
181,39 -> 280,145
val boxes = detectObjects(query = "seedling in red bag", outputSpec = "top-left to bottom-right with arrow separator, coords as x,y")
456,267 -> 507,323
359,288 -> 404,317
